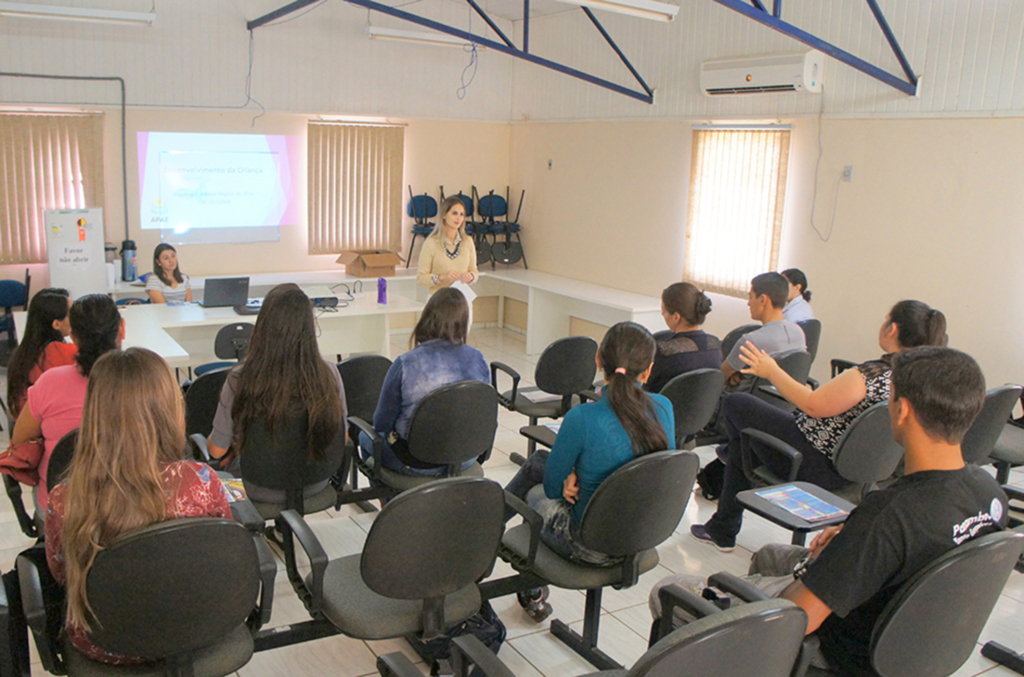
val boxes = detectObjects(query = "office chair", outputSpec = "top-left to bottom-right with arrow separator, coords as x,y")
658,368 -> 726,447
961,385 -> 1023,465
406,188 -> 438,267
719,323 -> 760,361
797,319 -> 821,365
193,323 -> 254,378
184,367 -> 231,442
0,271 -> 30,357
333,354 -> 393,510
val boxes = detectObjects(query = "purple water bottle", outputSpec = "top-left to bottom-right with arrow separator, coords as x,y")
377,277 -> 387,305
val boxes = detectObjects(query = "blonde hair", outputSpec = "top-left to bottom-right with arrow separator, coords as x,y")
61,347 -> 186,631
433,195 -> 467,242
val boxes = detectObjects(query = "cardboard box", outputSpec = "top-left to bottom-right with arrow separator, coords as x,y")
336,250 -> 404,278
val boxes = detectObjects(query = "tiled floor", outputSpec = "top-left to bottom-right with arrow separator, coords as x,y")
3,325 -> 1024,676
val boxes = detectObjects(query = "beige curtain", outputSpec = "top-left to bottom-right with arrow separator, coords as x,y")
0,113 -> 105,264
308,123 -> 404,254
683,128 -> 790,297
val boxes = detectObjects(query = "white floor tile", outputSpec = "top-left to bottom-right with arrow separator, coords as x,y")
566,614 -> 649,668
238,633 -> 379,677
507,630 -> 596,677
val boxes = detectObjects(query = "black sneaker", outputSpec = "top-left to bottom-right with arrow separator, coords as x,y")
517,586 -> 553,622
690,524 -> 736,552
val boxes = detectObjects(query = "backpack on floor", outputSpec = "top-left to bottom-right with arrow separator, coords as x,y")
414,600 -> 506,677
696,458 -> 726,501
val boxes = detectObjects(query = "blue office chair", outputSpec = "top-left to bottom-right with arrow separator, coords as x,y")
0,269 -> 30,356
406,187 -> 438,268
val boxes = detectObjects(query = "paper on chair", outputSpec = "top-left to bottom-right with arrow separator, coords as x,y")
450,280 -> 477,304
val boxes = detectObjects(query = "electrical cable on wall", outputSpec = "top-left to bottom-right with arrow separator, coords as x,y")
808,84 -> 843,243
244,29 -> 266,127
457,44 -> 479,100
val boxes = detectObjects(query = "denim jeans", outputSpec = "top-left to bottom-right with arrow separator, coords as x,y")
358,431 -> 449,477
705,393 -> 845,545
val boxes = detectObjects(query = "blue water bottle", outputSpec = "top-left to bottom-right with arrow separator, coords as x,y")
377,277 -> 387,305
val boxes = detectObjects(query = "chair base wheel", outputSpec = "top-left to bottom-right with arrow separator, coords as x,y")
982,642 -> 1024,674
550,619 -> 622,671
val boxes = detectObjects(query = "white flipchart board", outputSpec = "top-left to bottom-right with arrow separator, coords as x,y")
44,209 -> 107,299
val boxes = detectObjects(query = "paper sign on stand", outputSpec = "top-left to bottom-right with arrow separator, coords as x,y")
45,209 -> 107,298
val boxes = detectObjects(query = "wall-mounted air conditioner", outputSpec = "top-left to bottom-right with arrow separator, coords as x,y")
700,51 -> 823,96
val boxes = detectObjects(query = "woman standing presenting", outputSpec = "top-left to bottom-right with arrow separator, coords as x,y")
146,244 -> 192,304
416,195 -> 479,292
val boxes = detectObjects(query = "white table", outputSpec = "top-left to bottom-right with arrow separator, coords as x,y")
15,292 -> 423,369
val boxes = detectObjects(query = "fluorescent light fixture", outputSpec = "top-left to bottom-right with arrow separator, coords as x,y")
553,0 -> 678,22
0,2 -> 156,26
365,26 -> 484,50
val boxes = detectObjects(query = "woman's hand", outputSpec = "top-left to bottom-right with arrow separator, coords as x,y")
739,342 -> 782,380
562,471 -> 580,504
447,270 -> 460,281
460,272 -> 475,284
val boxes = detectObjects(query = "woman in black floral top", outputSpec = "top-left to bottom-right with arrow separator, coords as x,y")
692,300 -> 948,551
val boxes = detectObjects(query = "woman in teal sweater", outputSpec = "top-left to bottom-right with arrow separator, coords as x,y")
504,321 -> 675,620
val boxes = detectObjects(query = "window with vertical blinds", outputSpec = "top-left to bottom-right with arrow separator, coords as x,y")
683,127 -> 791,297
308,122 -> 404,255
0,113 -> 105,265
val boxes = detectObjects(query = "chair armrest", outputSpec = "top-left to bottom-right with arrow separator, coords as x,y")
578,389 -> 600,403
740,428 -> 803,483
757,384 -> 788,403
491,362 -> 521,409
347,416 -> 383,480
376,652 -> 424,677
452,635 -> 515,677
279,509 -> 329,614
251,533 -> 277,630
830,359 -> 857,378
3,474 -> 38,539
503,490 -> 543,568
655,583 -> 722,644
707,572 -> 771,603
230,499 -> 266,532
807,378 -> 819,390
16,548 -> 64,674
1003,485 -> 1024,506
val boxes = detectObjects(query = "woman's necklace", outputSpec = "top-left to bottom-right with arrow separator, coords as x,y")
443,233 -> 462,260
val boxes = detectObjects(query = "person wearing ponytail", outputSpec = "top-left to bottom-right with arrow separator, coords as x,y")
503,322 -> 675,620
8,294 -> 124,511
781,268 -> 814,323
646,282 -> 723,394
5,288 -> 75,419
692,300 -> 947,551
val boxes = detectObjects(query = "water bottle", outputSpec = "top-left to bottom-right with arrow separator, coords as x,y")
120,239 -> 137,282
377,277 -> 387,305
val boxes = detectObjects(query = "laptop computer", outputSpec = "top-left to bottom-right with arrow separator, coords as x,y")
198,277 -> 249,308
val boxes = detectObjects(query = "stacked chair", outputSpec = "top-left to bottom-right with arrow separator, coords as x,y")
406,187 -> 438,268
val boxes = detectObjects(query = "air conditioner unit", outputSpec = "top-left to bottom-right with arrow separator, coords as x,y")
700,51 -> 823,96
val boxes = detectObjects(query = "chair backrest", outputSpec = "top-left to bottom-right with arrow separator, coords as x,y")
214,323 -> 254,360
478,193 -> 507,219
337,355 -> 393,423
0,279 -> 28,310
46,430 -> 78,493
239,415 -> 345,500
534,336 -> 598,397
720,324 -> 760,360
630,599 -> 807,677
455,193 -> 475,218
184,367 -> 231,438
405,381 -> 498,468
748,351 -> 812,397
580,450 -> 699,556
830,402 -> 904,484
115,297 -> 149,306
870,531 -> 1024,677
659,369 -> 726,443
406,194 -> 438,220
85,518 -> 260,660
961,385 -> 1023,464
797,319 -> 822,364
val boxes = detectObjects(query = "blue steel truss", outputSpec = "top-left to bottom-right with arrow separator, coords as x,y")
247,0 -> 918,103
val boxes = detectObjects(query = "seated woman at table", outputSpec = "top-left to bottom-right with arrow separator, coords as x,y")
7,294 -> 124,511
5,288 -> 74,419
504,321 -> 675,620
206,284 -> 347,502
691,300 -> 947,552
361,287 -> 489,476
416,195 -> 479,293
46,347 -> 230,665
645,282 -> 722,393
146,243 -> 192,303
781,268 -> 814,323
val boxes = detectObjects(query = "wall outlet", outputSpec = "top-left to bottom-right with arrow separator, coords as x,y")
548,159 -> 553,170
842,165 -> 853,182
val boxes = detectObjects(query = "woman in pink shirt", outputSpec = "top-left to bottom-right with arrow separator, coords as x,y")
9,293 -> 124,510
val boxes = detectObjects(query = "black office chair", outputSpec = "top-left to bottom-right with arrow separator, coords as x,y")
333,355 -> 393,510
961,385 -> 1023,466
720,324 -> 760,361
193,323 -> 254,378
483,450 -> 700,670
281,477 -> 504,643
19,518 -> 275,677
991,417 -> 1024,485
492,336 -> 597,460
350,380 -> 498,495
45,430 -> 78,495
749,350 -> 812,408
185,368 -> 231,441
658,369 -> 726,447
797,319 -> 822,365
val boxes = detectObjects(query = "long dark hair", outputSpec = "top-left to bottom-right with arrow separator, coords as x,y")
662,282 -> 712,327
231,284 -> 342,461
153,243 -> 184,286
412,288 -> 469,348
69,294 -> 122,378
600,322 -> 669,456
888,300 -> 947,349
781,269 -> 811,302
6,289 -> 71,413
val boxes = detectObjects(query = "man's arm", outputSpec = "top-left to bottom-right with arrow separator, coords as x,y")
780,580 -> 833,635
